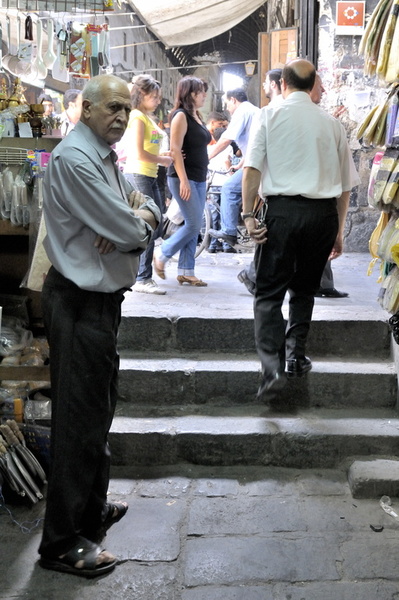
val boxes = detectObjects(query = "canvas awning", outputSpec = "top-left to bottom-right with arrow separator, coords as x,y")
130,0 -> 266,48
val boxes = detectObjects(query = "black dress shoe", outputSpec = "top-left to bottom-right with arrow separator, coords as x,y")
286,356 -> 312,378
208,228 -> 237,247
257,371 -> 287,400
223,246 -> 237,253
315,287 -> 349,298
237,270 -> 255,295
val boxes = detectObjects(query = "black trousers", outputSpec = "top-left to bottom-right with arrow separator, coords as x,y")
254,195 -> 339,376
320,259 -> 334,288
39,267 -> 125,558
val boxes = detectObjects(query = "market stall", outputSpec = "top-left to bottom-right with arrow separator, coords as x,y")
0,0 -> 118,425
357,0 -> 399,326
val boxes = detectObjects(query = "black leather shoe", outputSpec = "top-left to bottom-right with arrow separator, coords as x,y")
286,356 -> 312,378
237,270 -> 255,295
257,371 -> 287,399
315,287 -> 349,298
223,246 -> 237,253
207,246 -> 222,254
208,228 -> 237,247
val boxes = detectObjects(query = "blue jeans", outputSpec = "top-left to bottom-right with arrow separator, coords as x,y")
220,168 -> 243,236
208,187 -> 222,249
125,173 -> 164,282
162,177 -> 206,275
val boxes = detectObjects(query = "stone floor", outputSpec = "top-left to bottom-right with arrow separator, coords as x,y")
2,252 -> 398,599
121,249 -> 385,321
2,464 -> 399,599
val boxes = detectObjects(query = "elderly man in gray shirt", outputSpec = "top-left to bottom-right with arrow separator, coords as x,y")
38,75 -> 160,578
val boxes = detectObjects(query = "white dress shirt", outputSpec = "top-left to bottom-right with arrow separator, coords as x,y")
245,91 -> 360,199
221,101 -> 259,157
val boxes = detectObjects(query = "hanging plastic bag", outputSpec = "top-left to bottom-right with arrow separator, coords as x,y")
10,182 -> 22,226
371,149 -> 399,209
165,198 -> 184,225
0,168 -> 13,220
377,216 -> 398,261
368,211 -> 390,278
368,150 -> 385,208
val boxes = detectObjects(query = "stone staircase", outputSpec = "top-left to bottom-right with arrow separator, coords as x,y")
109,253 -> 399,471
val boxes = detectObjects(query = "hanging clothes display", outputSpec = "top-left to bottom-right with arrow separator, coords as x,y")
359,0 -> 399,318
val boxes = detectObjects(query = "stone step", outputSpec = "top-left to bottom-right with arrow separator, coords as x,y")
118,315 -> 391,359
118,354 -> 396,409
109,407 -> 399,469
348,459 -> 399,499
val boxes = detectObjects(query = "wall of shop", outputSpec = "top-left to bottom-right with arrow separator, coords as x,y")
265,0 -> 384,252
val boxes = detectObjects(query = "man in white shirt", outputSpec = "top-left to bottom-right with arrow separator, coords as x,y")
238,71 -> 349,299
208,88 -> 259,251
242,59 -> 360,400
263,68 -> 284,107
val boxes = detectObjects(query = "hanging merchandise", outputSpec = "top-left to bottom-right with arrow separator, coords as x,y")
368,150 -> 385,207
2,16 -> 14,72
68,21 -> 90,78
68,22 -> 110,78
7,16 -> 30,78
380,265 -> 399,312
43,19 -> 57,69
368,148 -> 399,209
368,210 -> 389,276
52,23 -> 69,83
377,216 -> 399,262
356,84 -> 399,147
87,24 -> 110,77
32,19 -> 47,81
359,0 -> 399,83
361,2 -> 399,318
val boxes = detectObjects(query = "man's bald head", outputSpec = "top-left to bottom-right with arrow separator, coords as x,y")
282,59 -> 316,93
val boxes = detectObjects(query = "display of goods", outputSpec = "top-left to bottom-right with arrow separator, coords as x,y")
360,0 -> 399,83
357,85 -> 399,147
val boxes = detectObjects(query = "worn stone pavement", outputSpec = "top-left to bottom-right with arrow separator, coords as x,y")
2,464 -> 399,599
2,252 -> 399,599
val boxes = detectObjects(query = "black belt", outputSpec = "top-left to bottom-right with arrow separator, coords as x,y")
268,195 -> 335,201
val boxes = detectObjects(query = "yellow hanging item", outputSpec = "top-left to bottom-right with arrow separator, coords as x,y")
368,211 -> 390,277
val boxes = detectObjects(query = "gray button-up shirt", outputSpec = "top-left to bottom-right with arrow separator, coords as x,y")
43,121 -> 160,292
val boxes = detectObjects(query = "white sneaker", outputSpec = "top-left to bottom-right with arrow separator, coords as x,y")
133,279 -> 166,295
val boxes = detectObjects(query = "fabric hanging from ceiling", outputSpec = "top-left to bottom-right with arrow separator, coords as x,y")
130,0 -> 266,47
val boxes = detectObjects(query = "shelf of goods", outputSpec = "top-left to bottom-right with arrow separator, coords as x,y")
0,137 -> 59,384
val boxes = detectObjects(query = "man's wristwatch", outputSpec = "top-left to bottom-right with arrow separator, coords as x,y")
241,211 -> 255,219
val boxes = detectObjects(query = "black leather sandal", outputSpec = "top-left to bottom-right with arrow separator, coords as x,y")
39,535 -> 117,578
102,501 -> 128,533
89,501 -> 129,543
